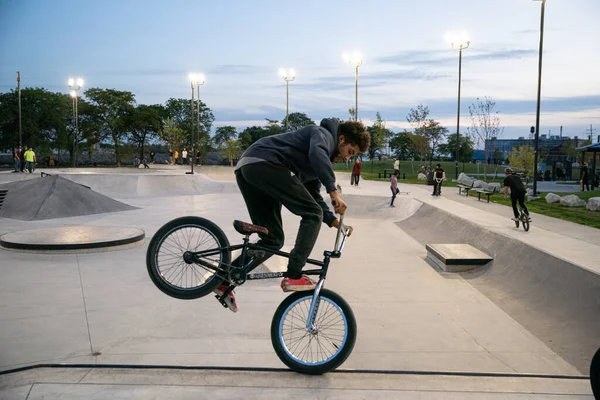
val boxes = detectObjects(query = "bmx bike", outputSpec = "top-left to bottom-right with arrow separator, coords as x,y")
432,177 -> 443,196
145,213 -> 356,375
514,206 -> 530,232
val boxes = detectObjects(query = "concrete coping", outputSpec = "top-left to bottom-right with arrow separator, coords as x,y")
426,243 -> 493,273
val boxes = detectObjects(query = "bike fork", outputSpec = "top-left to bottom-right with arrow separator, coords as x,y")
306,278 -> 325,333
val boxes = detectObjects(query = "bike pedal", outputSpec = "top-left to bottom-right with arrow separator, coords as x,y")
215,294 -> 229,309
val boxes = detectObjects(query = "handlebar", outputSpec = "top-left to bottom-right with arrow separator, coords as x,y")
332,201 -> 349,254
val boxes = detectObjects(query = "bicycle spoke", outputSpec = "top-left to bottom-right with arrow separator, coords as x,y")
155,224 -> 222,291
280,296 -> 348,365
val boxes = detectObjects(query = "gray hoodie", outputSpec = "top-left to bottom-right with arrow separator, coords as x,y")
237,118 -> 339,193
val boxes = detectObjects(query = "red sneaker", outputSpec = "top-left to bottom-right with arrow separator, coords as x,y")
281,275 -> 317,292
214,284 -> 238,313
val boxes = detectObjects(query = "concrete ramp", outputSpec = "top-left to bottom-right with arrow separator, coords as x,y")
0,176 -> 137,221
397,203 -> 600,374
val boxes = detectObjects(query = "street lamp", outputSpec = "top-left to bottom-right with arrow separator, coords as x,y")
68,77 -> 84,167
279,68 -> 295,131
196,74 -> 205,168
343,52 -> 363,121
188,73 -> 205,174
532,0 -> 546,196
447,33 -> 470,181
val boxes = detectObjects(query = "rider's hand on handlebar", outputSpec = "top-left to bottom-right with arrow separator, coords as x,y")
330,191 -> 347,215
332,219 -> 353,236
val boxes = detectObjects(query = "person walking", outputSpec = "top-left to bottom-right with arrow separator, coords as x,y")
393,159 -> 400,175
13,147 -> 21,172
150,150 -> 155,164
390,171 -> 400,207
351,158 -> 361,186
182,148 -> 188,165
24,146 -> 36,173
581,163 -> 590,191
20,144 -> 26,172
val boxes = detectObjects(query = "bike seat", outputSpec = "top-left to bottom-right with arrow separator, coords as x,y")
233,220 -> 269,236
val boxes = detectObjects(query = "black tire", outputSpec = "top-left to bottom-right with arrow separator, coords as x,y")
591,347 -> 600,400
271,288 -> 357,375
522,216 -> 530,232
146,216 -> 231,299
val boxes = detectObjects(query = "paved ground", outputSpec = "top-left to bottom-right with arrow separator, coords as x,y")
0,166 -> 596,399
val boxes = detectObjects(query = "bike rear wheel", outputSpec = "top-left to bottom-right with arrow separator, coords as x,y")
591,347 -> 600,399
271,288 -> 357,375
146,216 -> 231,299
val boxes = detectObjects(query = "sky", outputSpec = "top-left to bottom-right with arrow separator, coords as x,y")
1,0 -> 599,142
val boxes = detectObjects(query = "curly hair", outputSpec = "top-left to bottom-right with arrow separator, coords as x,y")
338,120 -> 370,154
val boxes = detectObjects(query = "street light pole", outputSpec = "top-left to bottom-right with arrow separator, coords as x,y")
450,39 -> 470,181
189,75 -> 196,175
17,72 -> 22,148
279,69 -> 295,130
343,53 -> 363,121
196,75 -> 205,167
533,0 -> 546,196
68,78 -> 83,168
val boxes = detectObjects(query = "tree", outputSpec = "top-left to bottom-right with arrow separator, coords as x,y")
390,131 -> 416,160
160,117 -> 184,151
0,88 -> 72,163
508,146 -> 535,178
348,108 -> 356,120
84,88 -> 135,167
213,126 -> 237,149
467,97 -> 504,180
437,133 -> 474,163
129,104 -> 163,159
164,97 -> 215,160
366,112 -> 387,171
281,112 -> 315,131
423,120 -> 447,166
224,139 -> 241,166
238,126 -> 276,150
406,132 -> 430,174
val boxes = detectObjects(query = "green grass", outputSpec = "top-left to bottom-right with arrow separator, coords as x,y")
335,161 -> 600,229
479,190 -> 600,229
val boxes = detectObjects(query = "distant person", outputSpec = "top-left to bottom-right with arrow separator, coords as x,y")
503,168 -> 530,222
351,158 -> 361,186
580,163 -> 590,191
24,146 -> 36,173
142,156 -> 149,169
20,144 -> 26,172
13,146 -> 21,172
182,148 -> 188,165
174,150 -> 179,165
196,150 -> 201,165
390,171 -> 400,207
393,159 -> 399,175
134,156 -> 140,168
432,164 -> 446,196
48,153 -> 55,167
150,150 -> 155,164
168,148 -> 174,165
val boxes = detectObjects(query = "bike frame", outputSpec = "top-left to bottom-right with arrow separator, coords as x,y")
190,216 -> 350,326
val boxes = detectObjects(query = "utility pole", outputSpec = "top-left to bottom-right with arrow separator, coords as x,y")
17,72 -> 22,148
585,124 -> 596,142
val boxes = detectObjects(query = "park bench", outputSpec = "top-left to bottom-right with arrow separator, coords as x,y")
378,169 -> 397,179
474,187 -> 497,203
457,181 -> 475,196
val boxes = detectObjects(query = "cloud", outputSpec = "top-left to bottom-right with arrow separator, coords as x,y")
375,48 -> 537,67
206,64 -> 266,75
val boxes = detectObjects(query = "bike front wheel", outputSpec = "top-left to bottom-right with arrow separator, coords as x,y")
271,288 -> 357,375
521,215 -> 530,232
146,216 -> 231,299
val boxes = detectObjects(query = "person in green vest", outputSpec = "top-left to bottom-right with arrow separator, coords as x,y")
24,146 -> 36,173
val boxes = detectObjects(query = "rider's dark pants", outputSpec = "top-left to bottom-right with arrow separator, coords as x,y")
511,192 -> 528,219
390,187 -> 399,205
235,162 -> 323,280
432,180 -> 442,195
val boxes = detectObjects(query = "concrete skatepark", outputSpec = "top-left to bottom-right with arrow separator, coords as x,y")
0,166 -> 598,399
